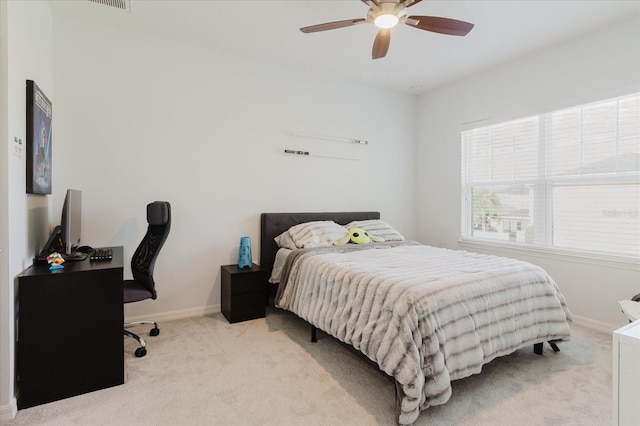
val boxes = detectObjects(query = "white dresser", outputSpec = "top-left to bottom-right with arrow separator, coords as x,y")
613,319 -> 640,426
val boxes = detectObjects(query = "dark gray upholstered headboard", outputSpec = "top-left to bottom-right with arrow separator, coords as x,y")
260,212 -> 380,274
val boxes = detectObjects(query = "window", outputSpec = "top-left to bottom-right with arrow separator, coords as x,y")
461,93 -> 640,259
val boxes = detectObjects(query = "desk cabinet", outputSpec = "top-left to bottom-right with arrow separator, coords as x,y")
613,319 -> 640,426
221,264 -> 266,323
17,247 -> 124,409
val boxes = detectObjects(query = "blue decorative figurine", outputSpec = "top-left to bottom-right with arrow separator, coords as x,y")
238,236 -> 252,268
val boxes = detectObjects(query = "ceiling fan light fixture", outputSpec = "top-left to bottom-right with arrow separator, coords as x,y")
374,13 -> 399,29
299,0 -> 474,60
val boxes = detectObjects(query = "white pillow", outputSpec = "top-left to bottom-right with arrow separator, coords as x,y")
345,219 -> 405,242
287,220 -> 347,248
274,230 -> 297,250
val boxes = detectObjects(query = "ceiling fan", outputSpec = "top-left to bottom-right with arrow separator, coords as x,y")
300,0 -> 474,59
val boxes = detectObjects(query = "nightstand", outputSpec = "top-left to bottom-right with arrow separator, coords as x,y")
221,264 -> 267,323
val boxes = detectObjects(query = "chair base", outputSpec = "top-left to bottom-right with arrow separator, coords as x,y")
124,321 -> 159,358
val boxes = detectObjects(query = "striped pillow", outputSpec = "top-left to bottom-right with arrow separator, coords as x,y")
274,230 -> 297,250
286,221 -> 348,249
345,219 -> 405,242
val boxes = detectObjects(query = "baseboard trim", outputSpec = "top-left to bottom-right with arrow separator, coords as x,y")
572,314 -> 620,334
0,397 -> 17,422
124,304 -> 221,324
126,305 -> 618,334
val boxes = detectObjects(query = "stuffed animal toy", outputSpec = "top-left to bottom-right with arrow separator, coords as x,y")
333,227 -> 385,245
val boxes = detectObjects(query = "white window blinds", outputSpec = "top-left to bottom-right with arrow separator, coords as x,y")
461,93 -> 640,259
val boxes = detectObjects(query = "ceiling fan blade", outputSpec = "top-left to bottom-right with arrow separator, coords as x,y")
404,0 -> 423,7
300,18 -> 366,33
406,16 -> 474,36
372,29 -> 390,59
361,0 -> 379,5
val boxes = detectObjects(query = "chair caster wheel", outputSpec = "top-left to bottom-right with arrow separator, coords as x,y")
150,327 -> 159,337
135,347 -> 147,357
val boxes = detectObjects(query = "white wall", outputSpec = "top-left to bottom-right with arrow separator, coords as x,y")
4,1 -> 638,417
416,14 -> 640,330
52,13 -> 418,320
1,0 -> 54,419
0,0 -> 9,419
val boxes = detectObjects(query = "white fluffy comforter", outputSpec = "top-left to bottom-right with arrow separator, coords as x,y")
275,242 -> 572,425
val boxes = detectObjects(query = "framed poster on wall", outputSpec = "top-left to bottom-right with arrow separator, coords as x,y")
26,80 -> 52,195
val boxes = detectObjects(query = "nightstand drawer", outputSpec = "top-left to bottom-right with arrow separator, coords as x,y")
224,292 -> 266,323
221,264 -> 266,323
226,273 -> 264,294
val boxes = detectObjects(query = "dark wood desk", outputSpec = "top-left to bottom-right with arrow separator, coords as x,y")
17,247 -> 124,409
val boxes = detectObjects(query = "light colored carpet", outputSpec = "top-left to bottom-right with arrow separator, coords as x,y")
9,306 -> 612,425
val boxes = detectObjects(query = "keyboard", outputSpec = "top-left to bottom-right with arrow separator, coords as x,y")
90,248 -> 113,262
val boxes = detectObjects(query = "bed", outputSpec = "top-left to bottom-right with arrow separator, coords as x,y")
260,212 -> 572,425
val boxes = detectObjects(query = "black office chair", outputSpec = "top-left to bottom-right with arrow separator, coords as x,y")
123,201 -> 171,357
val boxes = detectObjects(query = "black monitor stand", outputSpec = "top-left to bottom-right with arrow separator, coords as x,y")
36,225 -> 62,261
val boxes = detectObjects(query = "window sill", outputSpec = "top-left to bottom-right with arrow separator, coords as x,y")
457,238 -> 640,271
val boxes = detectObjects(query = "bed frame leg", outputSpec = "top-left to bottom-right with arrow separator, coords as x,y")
534,341 -> 561,355
311,325 -> 317,343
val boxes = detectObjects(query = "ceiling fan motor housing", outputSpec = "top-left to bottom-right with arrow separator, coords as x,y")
368,1 -> 409,28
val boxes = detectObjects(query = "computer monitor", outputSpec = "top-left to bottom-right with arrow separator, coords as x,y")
38,189 -> 82,257
60,189 -> 82,255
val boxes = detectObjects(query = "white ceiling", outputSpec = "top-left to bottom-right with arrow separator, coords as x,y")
52,0 -> 640,94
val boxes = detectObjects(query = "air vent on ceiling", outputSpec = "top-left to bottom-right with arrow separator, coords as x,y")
88,0 -> 130,12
